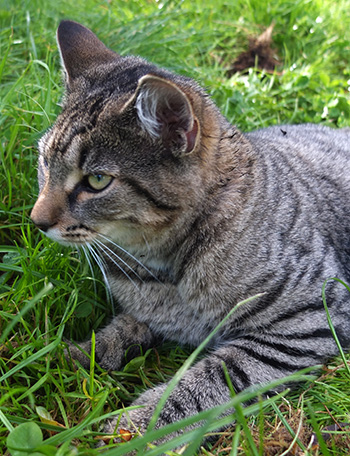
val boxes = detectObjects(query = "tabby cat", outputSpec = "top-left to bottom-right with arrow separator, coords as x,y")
31,20 -> 350,449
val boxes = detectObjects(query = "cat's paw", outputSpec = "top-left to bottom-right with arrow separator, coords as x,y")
65,315 -> 154,371
65,335 -> 125,371
64,340 -> 91,369
101,383 -> 185,452
102,385 -> 163,440
102,403 -> 154,441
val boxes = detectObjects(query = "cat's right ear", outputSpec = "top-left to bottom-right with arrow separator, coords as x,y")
57,20 -> 117,87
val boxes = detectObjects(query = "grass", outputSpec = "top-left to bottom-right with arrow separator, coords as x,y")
1,0 -> 350,454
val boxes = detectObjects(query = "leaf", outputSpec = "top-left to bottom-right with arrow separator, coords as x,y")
123,348 -> 152,373
31,444 -> 60,456
36,406 -> 53,423
120,428 -> 133,442
123,355 -> 147,373
2,251 -> 21,265
7,422 -> 43,455
82,378 -> 93,399
36,406 -> 65,428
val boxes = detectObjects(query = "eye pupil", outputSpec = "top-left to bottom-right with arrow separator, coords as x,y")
87,174 -> 112,191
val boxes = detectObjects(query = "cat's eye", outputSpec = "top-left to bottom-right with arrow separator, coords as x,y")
87,174 -> 113,191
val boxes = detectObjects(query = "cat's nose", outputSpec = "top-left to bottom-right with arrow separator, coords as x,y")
31,189 -> 63,233
31,206 -> 60,232
31,219 -> 56,232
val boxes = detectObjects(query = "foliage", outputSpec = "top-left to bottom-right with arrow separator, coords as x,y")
1,0 -> 350,454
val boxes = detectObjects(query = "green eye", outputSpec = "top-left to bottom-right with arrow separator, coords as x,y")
87,174 -> 112,191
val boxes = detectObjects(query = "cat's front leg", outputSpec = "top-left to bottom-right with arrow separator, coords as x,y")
101,328 -> 330,450
101,344 -> 244,449
66,314 -> 154,370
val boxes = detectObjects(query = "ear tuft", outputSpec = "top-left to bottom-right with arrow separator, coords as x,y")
135,75 -> 200,156
136,84 -> 163,139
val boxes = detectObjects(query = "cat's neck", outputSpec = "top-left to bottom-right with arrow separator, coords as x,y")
151,124 -> 256,257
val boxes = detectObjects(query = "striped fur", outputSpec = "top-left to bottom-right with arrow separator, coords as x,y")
31,20 -> 350,450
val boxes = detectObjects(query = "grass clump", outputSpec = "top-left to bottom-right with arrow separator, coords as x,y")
1,0 -> 350,454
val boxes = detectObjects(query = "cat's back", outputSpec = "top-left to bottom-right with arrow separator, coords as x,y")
244,124 -> 350,209
237,123 -> 350,279
245,123 -> 350,177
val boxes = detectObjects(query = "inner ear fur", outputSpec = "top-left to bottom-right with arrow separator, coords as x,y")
134,75 -> 200,157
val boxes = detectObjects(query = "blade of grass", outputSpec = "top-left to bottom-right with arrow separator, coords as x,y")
0,409 -> 14,432
0,334 -> 62,384
322,278 -> 350,376
89,330 -> 96,398
307,401 -> 332,456
221,362 -> 259,456
270,400 -> 307,453
0,282 -> 54,344
43,389 -> 109,446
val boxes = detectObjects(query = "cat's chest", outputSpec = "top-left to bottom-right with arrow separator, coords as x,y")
108,266 -> 230,345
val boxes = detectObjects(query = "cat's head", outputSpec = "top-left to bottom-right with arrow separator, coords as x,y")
30,21 -> 223,251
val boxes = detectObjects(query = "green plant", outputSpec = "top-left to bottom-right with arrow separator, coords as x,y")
1,0 -> 350,454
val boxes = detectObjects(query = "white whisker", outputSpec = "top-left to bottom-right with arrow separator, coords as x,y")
94,239 -> 142,293
142,234 -> 152,254
95,238 -> 145,284
86,243 -> 113,304
97,233 -> 160,282
81,245 -> 97,297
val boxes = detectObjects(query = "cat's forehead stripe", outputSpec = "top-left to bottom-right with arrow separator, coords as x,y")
56,126 -> 86,157
44,124 -> 88,173
78,147 -> 89,169
44,106 -> 89,158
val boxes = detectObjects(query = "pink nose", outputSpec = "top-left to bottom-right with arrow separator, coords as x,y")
31,190 -> 64,233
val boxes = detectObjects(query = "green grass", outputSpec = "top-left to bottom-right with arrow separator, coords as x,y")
1,0 -> 350,454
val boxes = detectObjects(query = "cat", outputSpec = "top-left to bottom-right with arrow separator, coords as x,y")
31,20 -> 350,451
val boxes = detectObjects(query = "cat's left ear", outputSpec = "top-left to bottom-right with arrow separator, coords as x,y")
132,75 -> 200,157
57,20 -> 117,86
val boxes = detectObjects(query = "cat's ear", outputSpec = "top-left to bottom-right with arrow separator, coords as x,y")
57,20 -> 117,86
134,75 -> 200,157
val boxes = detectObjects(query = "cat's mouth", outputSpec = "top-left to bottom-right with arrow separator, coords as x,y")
44,225 -> 97,246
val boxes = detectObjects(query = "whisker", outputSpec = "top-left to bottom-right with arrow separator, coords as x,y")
87,243 -> 113,305
81,245 -> 97,297
142,234 -> 152,254
95,238 -> 145,283
97,233 -> 160,283
94,239 -> 142,293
